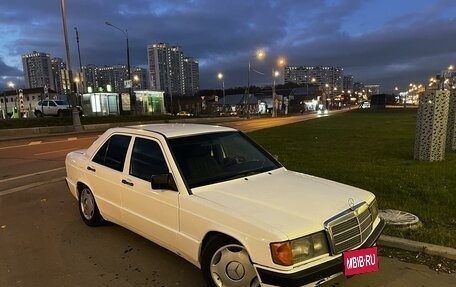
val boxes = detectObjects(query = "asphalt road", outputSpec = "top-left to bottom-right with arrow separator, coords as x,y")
1,112 -> 455,287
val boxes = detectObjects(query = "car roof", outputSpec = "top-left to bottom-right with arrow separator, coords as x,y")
120,123 -> 237,139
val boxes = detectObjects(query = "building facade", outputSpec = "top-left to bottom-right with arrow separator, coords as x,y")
183,57 -> 200,96
51,57 -> 68,95
147,43 -> 199,97
132,67 -> 148,90
22,51 -> 55,90
343,75 -> 354,93
82,64 -> 144,93
284,66 -> 344,92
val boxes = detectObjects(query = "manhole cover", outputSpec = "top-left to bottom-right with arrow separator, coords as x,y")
378,209 -> 421,229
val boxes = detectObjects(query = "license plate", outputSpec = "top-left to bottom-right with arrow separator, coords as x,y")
343,246 -> 379,276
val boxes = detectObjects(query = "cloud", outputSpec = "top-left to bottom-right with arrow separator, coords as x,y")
1,0 -> 456,93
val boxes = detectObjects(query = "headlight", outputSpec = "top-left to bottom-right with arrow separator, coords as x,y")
369,198 -> 379,220
270,232 -> 329,266
317,110 -> 322,115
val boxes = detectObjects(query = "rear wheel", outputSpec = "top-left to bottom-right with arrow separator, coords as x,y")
201,235 -> 259,287
78,186 -> 105,226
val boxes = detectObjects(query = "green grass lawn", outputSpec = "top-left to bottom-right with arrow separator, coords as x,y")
249,108 -> 456,249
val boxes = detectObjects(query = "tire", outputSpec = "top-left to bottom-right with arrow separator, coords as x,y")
34,110 -> 43,117
78,186 -> 105,226
57,110 -> 63,117
201,235 -> 259,287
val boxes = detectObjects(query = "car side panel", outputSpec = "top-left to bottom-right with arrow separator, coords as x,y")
176,194 -> 286,269
84,161 -> 123,221
121,177 -> 180,251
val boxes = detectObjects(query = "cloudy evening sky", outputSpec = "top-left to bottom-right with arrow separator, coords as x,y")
1,0 -> 456,93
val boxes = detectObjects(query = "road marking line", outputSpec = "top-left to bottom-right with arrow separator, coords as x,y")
0,177 -> 66,197
0,136 -> 98,150
34,148 -> 78,156
68,137 -> 78,141
0,167 -> 65,183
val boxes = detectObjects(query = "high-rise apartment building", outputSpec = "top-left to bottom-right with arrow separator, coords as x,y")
183,57 -> 199,96
82,64 -> 144,93
22,51 -> 55,90
132,67 -> 148,90
83,64 -> 98,92
51,57 -> 67,95
343,75 -> 354,92
147,43 -> 199,96
285,66 -> 343,92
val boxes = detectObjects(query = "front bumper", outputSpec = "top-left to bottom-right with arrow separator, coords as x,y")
256,219 -> 386,287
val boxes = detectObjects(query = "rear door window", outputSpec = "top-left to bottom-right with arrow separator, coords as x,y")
92,134 -> 132,172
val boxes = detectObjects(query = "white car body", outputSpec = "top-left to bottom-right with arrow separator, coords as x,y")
34,100 -> 71,117
65,124 -> 384,287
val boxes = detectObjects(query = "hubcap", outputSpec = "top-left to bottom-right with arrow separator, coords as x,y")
80,189 -> 94,220
210,244 -> 259,287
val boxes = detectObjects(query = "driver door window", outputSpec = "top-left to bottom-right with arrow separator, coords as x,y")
129,137 -> 168,181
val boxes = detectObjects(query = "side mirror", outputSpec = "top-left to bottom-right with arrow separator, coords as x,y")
151,173 -> 178,191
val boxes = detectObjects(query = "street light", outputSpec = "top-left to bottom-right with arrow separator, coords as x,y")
217,73 -> 225,112
272,57 -> 285,118
3,82 -> 15,119
105,21 -> 132,114
272,70 -> 280,117
245,49 -> 265,118
74,27 -> 84,94
74,77 -> 81,106
306,77 -> 316,101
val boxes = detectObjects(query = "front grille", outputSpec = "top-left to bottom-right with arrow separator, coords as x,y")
325,202 -> 373,254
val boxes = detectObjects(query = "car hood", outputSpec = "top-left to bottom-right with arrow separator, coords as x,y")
192,168 -> 375,239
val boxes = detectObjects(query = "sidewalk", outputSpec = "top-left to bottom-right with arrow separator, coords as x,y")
379,235 -> 456,260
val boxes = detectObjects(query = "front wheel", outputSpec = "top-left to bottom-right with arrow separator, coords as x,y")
78,186 -> 105,226
201,235 -> 259,287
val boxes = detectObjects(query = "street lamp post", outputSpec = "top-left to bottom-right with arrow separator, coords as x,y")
217,73 -> 225,112
105,21 -> 132,114
306,77 -> 316,101
272,69 -> 279,117
60,0 -> 82,130
272,57 -> 286,118
74,27 -> 84,96
245,50 -> 265,118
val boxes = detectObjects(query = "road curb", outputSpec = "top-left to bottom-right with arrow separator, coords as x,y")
378,235 -> 456,260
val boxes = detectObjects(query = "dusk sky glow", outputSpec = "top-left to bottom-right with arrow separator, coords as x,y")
1,0 -> 456,93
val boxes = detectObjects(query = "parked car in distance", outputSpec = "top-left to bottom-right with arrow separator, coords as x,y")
359,101 -> 371,109
317,108 -> 329,115
176,110 -> 193,116
34,99 -> 82,117
220,111 -> 238,116
65,123 -> 384,287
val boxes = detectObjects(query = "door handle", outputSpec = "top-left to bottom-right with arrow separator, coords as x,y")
121,179 -> 134,186
87,166 -> 96,172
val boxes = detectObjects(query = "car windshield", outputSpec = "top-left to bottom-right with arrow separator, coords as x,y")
169,131 -> 281,188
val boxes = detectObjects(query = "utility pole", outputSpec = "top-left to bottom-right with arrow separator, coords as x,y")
60,0 -> 82,130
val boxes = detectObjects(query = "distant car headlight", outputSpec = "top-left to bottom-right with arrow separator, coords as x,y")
270,232 -> 329,266
369,198 -> 379,220
317,110 -> 322,115
324,109 -> 329,115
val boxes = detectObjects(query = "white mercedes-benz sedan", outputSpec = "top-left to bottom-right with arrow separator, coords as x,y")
65,123 -> 385,287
